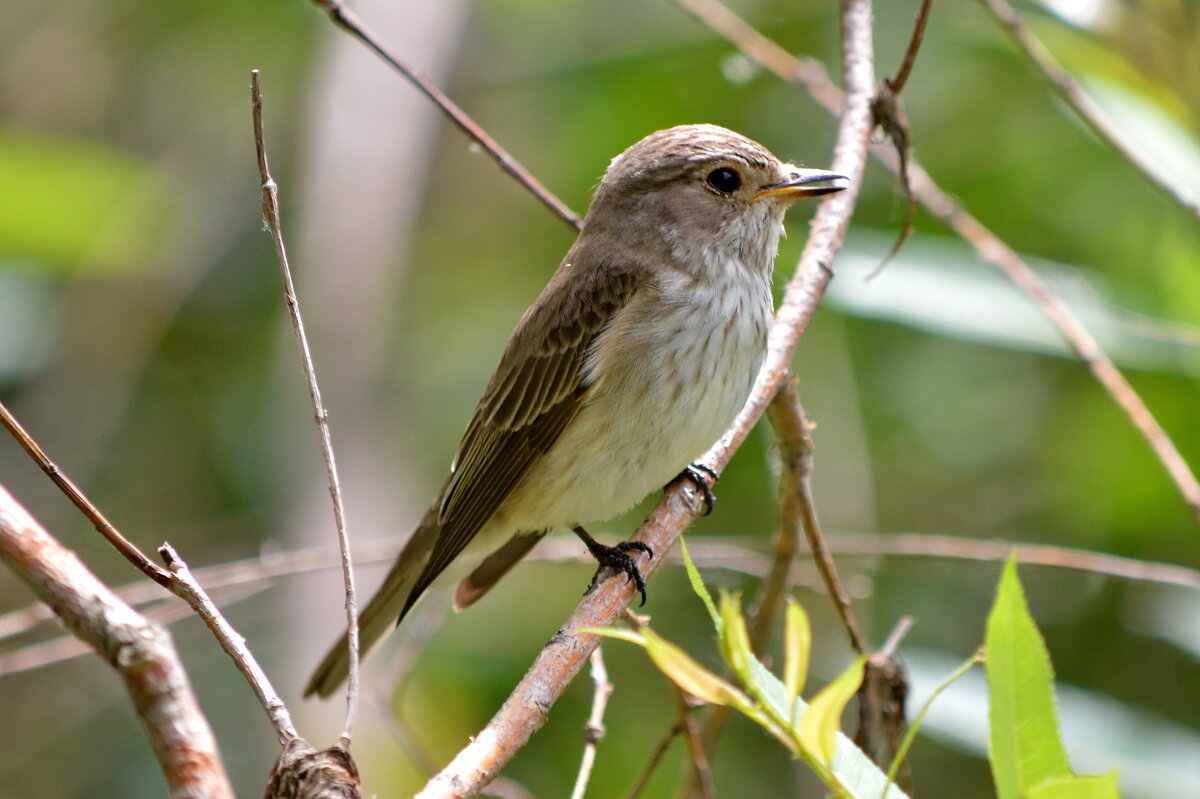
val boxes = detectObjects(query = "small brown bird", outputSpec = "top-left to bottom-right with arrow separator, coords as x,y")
305,124 -> 846,697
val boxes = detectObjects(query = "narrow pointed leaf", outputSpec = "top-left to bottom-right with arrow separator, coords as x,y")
799,655 -> 867,767
784,599 -> 812,715
680,536 -> 720,627
986,556 -> 1072,799
640,627 -> 752,709
717,590 -> 755,683
585,627 -> 646,646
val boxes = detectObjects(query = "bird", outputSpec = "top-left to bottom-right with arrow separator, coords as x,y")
305,124 -> 846,698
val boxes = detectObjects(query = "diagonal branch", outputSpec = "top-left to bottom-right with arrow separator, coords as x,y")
672,0 -> 1200,525
306,0 -> 581,232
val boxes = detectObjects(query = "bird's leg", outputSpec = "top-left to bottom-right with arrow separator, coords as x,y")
573,525 -> 653,606
670,462 -> 719,516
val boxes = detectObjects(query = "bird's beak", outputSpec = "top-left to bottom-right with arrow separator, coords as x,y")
755,167 -> 849,201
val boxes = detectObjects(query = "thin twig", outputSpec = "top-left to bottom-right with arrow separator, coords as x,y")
0,482 -> 235,799
569,648 -> 614,799
158,543 -> 299,744
251,69 -> 361,744
886,0 -> 933,96
6,533 -> 1196,676
672,0 -> 1200,524
307,0 -> 581,232
414,0 -> 875,794
622,718 -> 682,799
0,400 -> 173,587
672,683 -> 716,799
767,379 -> 868,654
747,376 -> 806,655
979,0 -> 1200,222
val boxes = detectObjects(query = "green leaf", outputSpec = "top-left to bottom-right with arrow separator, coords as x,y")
1026,772 -> 1121,799
783,599 -> 811,717
798,655 -> 867,768
986,556 -> 1073,799
680,535 -> 720,627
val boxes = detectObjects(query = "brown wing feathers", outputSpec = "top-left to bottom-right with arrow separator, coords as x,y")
406,263 -> 642,611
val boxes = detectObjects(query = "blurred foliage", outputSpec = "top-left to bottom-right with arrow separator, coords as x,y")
0,0 -> 1198,797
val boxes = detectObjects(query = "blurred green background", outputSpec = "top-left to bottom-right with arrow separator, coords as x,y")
0,0 -> 1197,796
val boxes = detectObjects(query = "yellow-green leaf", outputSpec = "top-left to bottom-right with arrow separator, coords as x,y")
798,655 -> 867,767
640,628 -> 751,709
784,599 -> 812,716
717,590 -> 754,682
680,536 -> 720,627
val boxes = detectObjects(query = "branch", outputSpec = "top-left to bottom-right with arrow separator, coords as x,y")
568,648 -> 614,799
251,68 -> 360,744
979,0 -> 1200,223
7,532 -> 1196,677
0,400 -> 173,587
414,1 -> 876,795
0,482 -> 234,799
306,0 -> 581,232
1,393 -> 298,744
766,378 -> 868,654
672,0 -> 1200,524
158,543 -> 299,744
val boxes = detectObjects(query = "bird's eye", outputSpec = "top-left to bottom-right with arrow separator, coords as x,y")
705,167 -> 741,195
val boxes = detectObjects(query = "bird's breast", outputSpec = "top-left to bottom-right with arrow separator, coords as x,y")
501,263 -> 772,531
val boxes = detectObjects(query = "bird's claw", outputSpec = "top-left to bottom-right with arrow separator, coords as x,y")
574,527 -> 653,606
674,462 -> 719,516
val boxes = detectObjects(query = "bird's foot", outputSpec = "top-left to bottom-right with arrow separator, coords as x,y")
671,462 -> 719,516
573,525 -> 653,606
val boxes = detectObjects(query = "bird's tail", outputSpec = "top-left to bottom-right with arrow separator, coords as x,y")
303,504 -> 441,699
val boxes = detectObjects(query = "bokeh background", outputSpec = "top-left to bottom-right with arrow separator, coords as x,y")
1,0 -> 1197,796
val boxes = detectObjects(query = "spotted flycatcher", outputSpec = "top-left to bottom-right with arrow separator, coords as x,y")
306,124 -> 846,697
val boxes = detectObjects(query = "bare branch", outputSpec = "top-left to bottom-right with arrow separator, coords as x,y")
886,0 -> 933,96
0,482 -> 234,799
0,400 -> 173,587
672,0 -> 1200,524
306,0 -> 581,232
568,648 -> 614,799
251,68 -> 361,743
7,533 -> 1195,678
158,543 -> 299,744
766,378 -> 868,654
979,0 -> 1200,222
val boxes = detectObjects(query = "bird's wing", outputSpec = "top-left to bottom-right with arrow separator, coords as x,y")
404,260 -> 643,611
